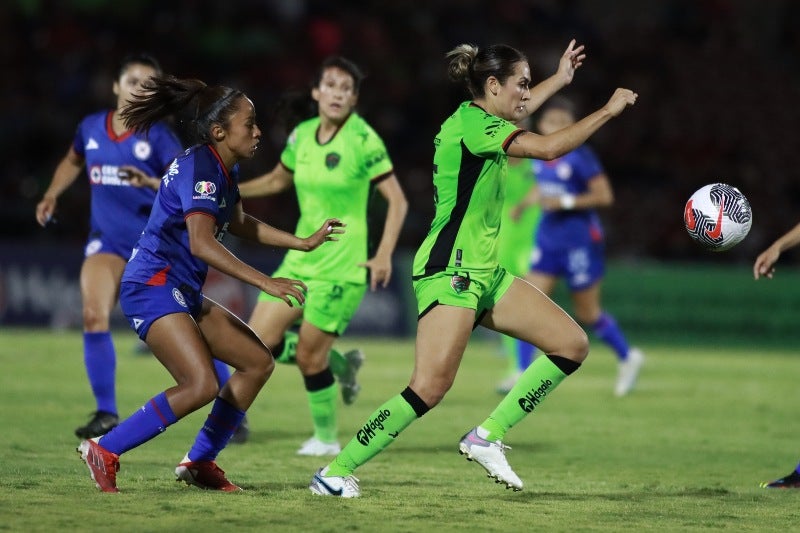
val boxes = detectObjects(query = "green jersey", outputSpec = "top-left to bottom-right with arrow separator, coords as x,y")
413,102 -> 523,277
280,113 -> 393,283
497,158 -> 540,276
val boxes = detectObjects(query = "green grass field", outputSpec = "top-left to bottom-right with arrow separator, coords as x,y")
2,328 -> 800,531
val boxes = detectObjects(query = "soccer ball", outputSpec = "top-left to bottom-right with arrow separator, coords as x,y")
684,183 -> 752,251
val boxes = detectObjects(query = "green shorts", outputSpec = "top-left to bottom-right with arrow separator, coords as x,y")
257,264 -> 367,336
413,265 -> 515,322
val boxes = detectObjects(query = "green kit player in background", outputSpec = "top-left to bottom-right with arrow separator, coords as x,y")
309,39 -> 637,497
239,56 -> 408,455
494,123 -> 541,394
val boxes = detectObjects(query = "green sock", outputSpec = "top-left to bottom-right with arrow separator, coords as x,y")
274,331 -> 299,364
325,393 -> 418,477
328,348 -> 347,378
500,334 -> 517,376
308,384 -> 338,443
480,355 -> 571,441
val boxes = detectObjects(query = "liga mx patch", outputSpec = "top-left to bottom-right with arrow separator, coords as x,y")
450,273 -> 470,294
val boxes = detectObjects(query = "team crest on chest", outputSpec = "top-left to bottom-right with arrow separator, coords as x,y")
325,152 -> 341,170
133,140 -> 152,160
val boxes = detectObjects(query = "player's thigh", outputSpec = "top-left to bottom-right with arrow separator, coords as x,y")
525,271 -> 558,295
247,298 -> 303,347
571,281 -> 602,324
198,297 -> 273,371
80,253 -> 127,309
409,305 -> 474,399
482,277 -> 587,357
145,311 -> 217,386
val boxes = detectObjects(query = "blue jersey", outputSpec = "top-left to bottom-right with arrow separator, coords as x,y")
122,144 -> 241,295
533,145 -> 604,249
73,110 -> 181,251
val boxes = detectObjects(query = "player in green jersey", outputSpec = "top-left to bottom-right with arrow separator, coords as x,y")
239,56 -> 408,456
310,40 -> 636,497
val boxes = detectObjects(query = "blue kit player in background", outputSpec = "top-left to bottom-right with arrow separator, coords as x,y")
76,74 -> 343,493
35,54 -> 184,439
517,96 -> 644,397
753,220 -> 800,488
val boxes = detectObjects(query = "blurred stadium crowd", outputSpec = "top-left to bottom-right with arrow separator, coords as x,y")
4,0 -> 800,263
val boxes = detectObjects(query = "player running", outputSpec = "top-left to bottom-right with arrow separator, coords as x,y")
76,74 -> 342,492
515,96 -> 644,397
36,54 -> 183,439
309,40 -> 637,497
238,56 -> 407,456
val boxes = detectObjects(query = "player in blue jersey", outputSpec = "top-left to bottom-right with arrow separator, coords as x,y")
516,96 -> 644,397
753,221 -> 800,488
75,75 -> 343,493
35,54 -> 184,439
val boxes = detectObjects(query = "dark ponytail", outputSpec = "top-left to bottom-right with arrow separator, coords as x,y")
121,76 -> 243,145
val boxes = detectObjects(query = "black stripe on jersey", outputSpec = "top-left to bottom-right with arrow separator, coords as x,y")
502,129 -> 525,151
422,140 -> 484,276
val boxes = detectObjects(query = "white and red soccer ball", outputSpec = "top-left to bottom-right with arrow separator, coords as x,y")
684,183 -> 752,251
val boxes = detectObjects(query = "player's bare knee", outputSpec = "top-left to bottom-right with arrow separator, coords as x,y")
82,306 -> 110,331
566,328 -> 590,363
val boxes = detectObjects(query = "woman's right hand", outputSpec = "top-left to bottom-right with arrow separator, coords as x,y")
604,88 -> 638,117
35,196 -> 56,226
260,276 -> 308,307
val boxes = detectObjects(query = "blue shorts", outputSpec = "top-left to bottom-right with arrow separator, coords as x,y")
529,242 -> 605,291
84,234 -> 135,261
119,281 -> 203,340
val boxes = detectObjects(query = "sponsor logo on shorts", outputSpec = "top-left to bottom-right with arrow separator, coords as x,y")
450,274 -> 470,294
518,379 -> 553,413
172,288 -> 187,308
356,409 -> 391,446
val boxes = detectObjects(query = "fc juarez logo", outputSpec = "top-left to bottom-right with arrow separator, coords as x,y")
325,152 -> 341,170
518,379 -> 553,412
450,274 -> 470,294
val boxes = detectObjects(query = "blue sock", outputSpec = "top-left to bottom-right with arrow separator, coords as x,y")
187,396 -> 245,462
591,312 -> 630,361
515,339 -> 536,371
83,332 -> 117,415
98,392 -> 178,455
213,359 -> 232,388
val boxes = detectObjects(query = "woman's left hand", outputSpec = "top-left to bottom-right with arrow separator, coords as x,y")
304,218 -> 346,251
557,39 -> 586,85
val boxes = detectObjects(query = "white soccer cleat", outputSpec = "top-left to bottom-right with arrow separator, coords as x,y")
309,467 -> 360,498
615,347 -> 645,397
458,427 -> 523,491
296,437 -> 341,456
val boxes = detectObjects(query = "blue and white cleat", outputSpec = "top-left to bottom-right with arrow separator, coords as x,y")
309,467 -> 361,498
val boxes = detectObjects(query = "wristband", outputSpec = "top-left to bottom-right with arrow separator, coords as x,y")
559,194 -> 576,210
